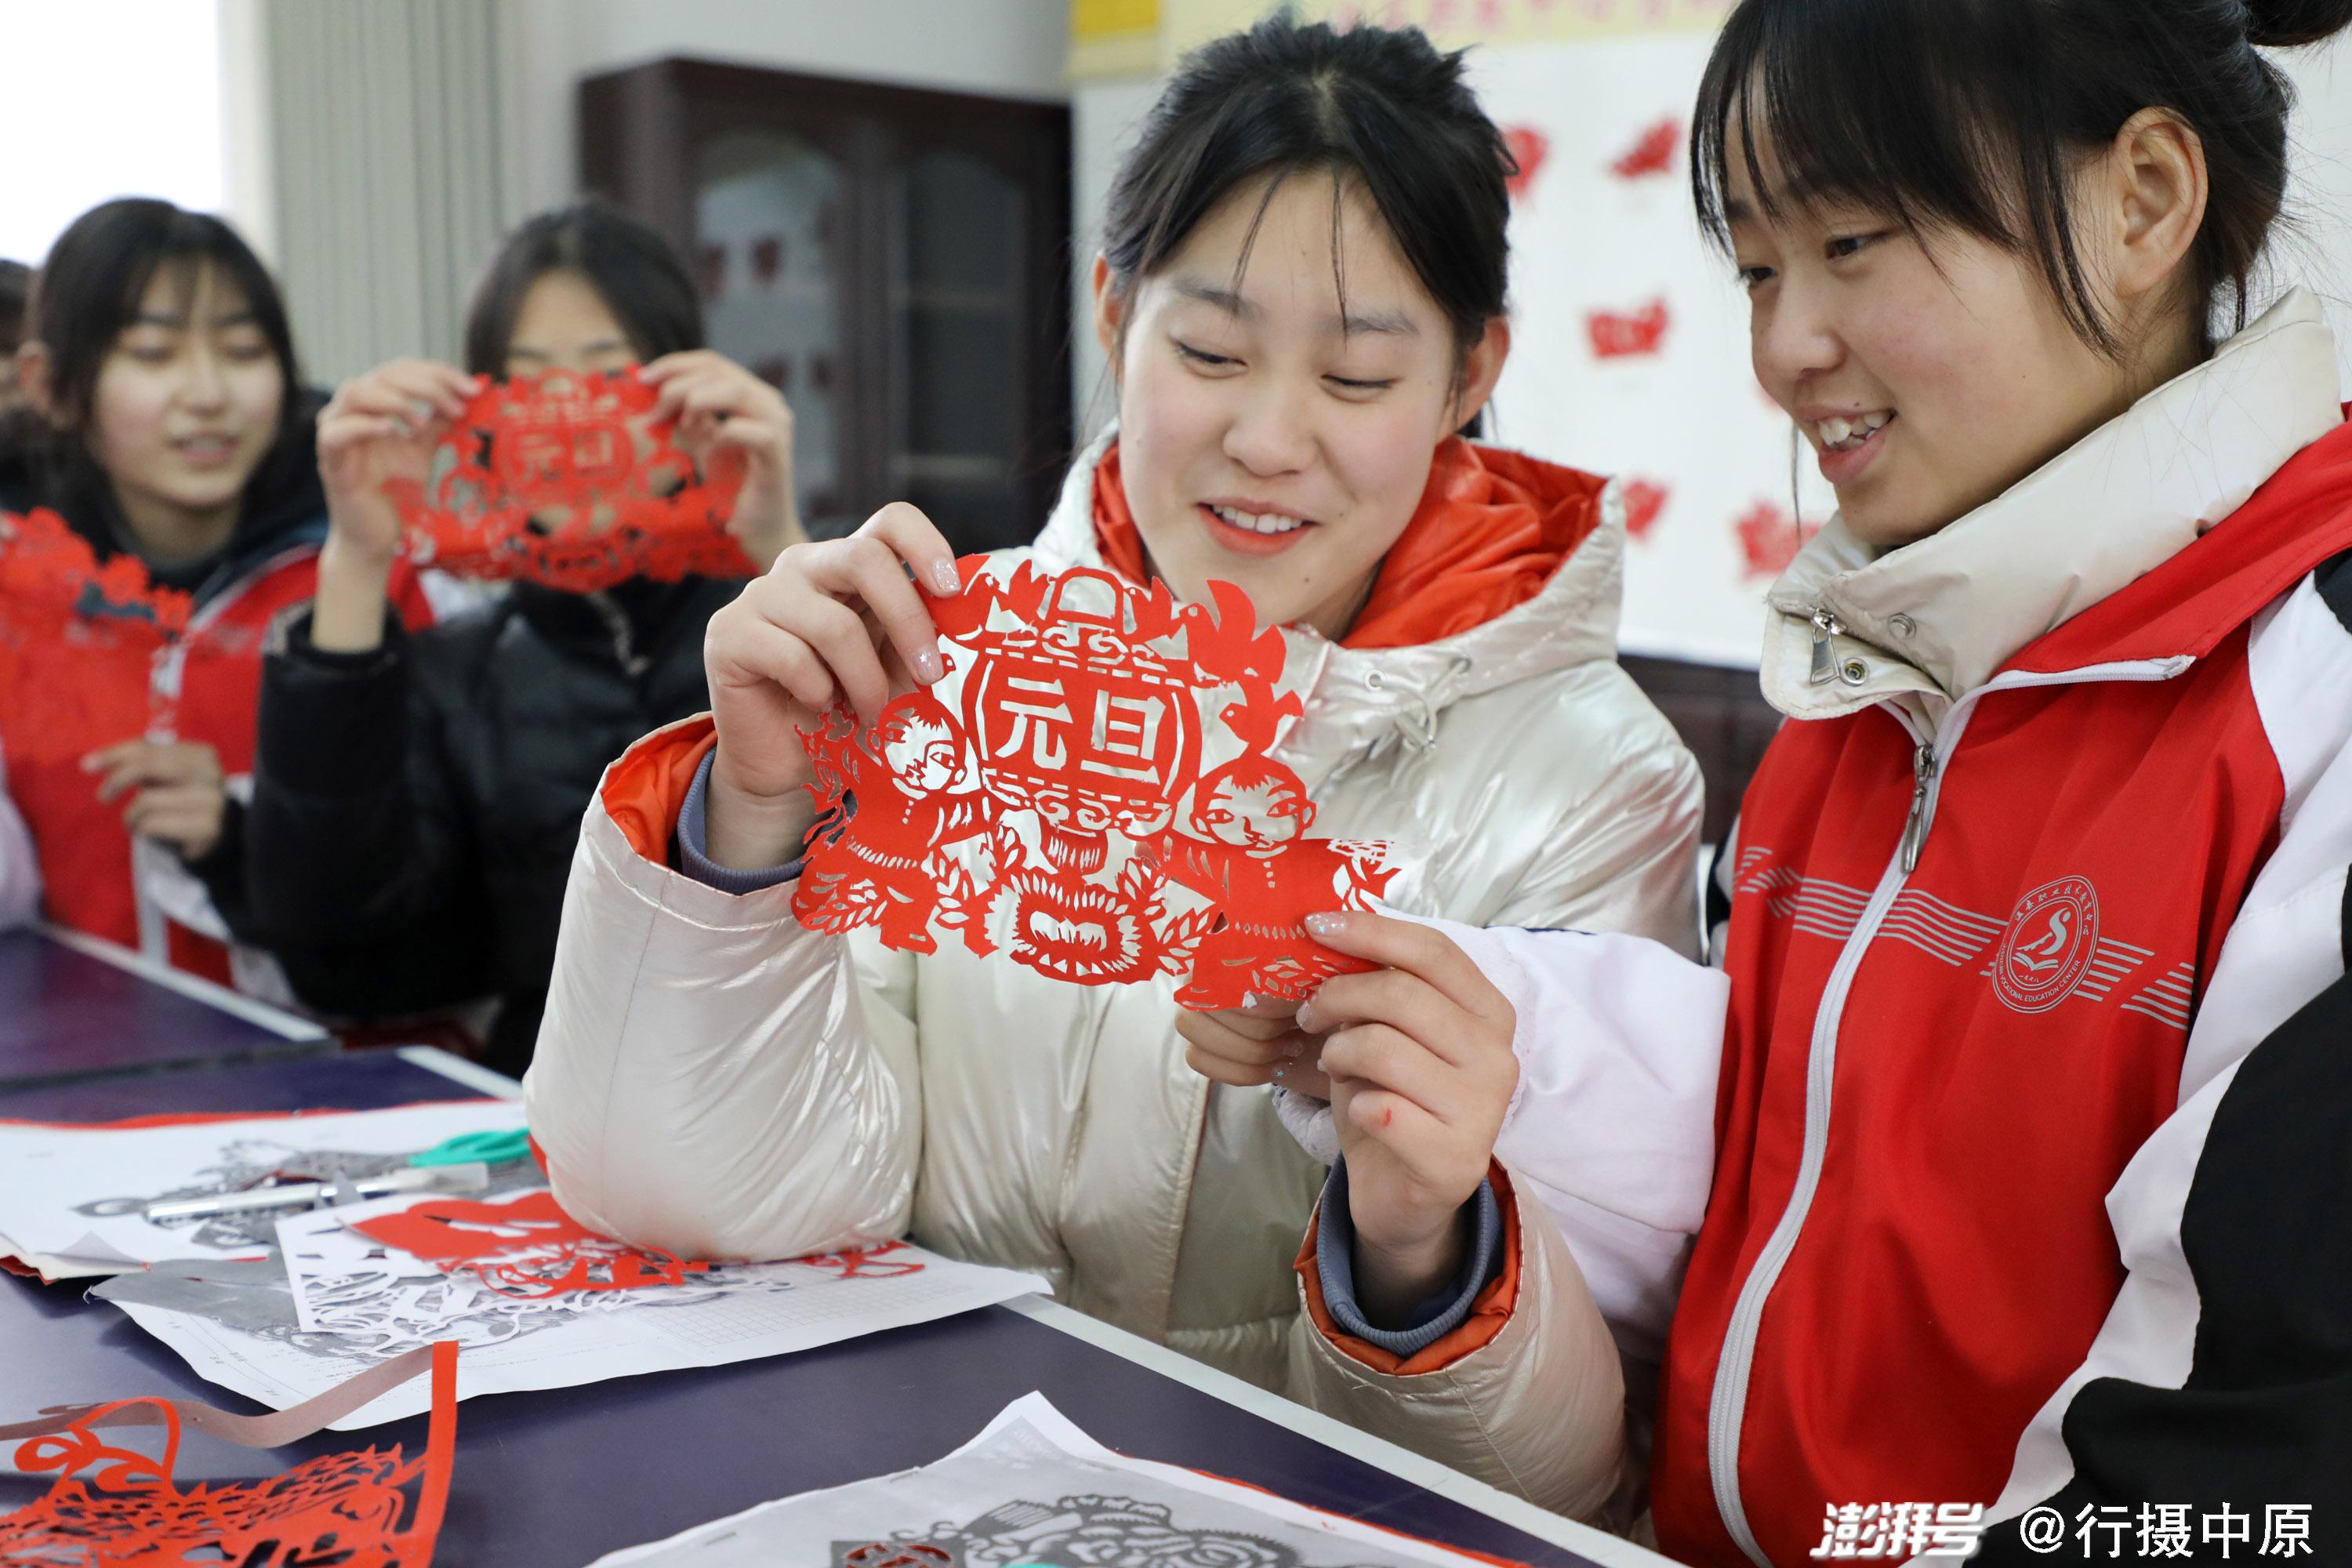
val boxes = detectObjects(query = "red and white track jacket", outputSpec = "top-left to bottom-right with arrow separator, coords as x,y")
1286,292 -> 2352,1565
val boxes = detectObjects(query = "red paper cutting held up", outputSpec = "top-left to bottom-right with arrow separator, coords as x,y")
0,508 -> 191,766
793,561 -> 1396,1011
0,1341 -> 458,1568
386,366 -> 758,592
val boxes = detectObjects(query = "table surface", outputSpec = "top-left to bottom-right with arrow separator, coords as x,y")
0,927 -> 328,1091
0,935 -> 1668,1568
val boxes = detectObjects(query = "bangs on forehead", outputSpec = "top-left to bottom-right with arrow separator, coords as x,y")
1690,0 -> 2118,350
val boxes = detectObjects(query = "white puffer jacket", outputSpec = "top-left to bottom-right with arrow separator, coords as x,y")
523,431 -> 1704,1388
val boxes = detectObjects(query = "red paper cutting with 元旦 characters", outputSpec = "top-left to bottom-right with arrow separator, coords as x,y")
792,560 -> 1397,1010
0,508 -> 191,767
0,1341 -> 457,1568
385,366 -> 759,593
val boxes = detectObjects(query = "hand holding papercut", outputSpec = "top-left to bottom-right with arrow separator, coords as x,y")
641,350 -> 803,564
701,503 -> 966,871
319,359 -> 482,567
1293,913 -> 1519,1319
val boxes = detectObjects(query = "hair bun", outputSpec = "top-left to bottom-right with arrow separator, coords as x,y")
2245,0 -> 2352,48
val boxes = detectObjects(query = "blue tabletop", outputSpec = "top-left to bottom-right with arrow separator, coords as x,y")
0,959 -> 1637,1567
0,930 -> 328,1092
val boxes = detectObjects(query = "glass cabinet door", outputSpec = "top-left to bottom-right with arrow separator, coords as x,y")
887,150 -> 1024,551
695,131 -> 850,535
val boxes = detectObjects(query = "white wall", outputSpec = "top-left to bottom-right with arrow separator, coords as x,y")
1070,78 -> 1163,439
501,0 -> 1073,227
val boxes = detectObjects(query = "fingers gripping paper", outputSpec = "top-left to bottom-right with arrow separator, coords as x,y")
386,367 -> 758,591
793,561 -> 1397,1009
0,508 -> 191,765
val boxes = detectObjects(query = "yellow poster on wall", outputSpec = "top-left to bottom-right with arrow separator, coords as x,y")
1072,0 -> 1164,78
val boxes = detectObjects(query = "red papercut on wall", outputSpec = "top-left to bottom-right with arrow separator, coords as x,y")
1735,500 -> 1821,583
1587,299 -> 1671,360
1501,125 -> 1551,203
1609,117 -> 1683,180
0,1342 -> 456,1568
793,561 -> 1396,1009
350,1189 -> 710,1301
1621,479 -> 1671,542
386,367 -> 757,593
0,509 -> 191,765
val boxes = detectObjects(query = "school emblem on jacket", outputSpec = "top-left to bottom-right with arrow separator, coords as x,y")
1992,875 -> 2102,1014
792,560 -> 1396,1009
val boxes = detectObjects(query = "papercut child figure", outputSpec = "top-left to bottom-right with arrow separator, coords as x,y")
793,691 -> 990,952
1140,691 -> 1397,1009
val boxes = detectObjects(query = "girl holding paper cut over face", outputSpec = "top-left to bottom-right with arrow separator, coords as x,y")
240,202 -> 804,1073
524,16 -> 1700,1399
1250,0 -> 2352,1552
0,199 -> 434,988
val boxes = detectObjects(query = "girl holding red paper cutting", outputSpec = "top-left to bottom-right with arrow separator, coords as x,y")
1229,0 -> 2352,1554
0,199 -> 433,988
241,203 -> 804,1073
523,16 -> 1702,1396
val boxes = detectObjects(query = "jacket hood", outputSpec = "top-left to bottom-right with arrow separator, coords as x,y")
1762,289 -> 2347,722
0,391 -> 333,604
1028,426 -> 1631,764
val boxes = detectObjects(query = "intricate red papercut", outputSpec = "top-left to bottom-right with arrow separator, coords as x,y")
350,1189 -> 710,1301
1501,125 -> 1551,202
0,1345 -> 456,1568
793,562 -> 1395,1009
1735,499 -> 1821,583
1609,116 -> 1683,180
1587,299 -> 1671,360
0,509 -> 192,765
796,1240 -> 926,1280
1621,479 -> 1670,542
385,367 -> 757,592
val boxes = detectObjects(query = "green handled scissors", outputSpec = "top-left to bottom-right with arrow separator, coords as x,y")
409,1127 -> 534,1168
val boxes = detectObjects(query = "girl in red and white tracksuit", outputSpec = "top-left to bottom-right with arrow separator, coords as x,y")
0,199 -> 430,988
1215,1 -> 2352,1561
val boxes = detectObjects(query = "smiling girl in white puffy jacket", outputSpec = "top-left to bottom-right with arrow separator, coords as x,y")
521,14 -> 1701,1391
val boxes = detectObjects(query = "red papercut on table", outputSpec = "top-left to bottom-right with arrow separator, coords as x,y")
1621,479 -> 1671,543
1736,499 -> 1822,583
793,562 -> 1396,1009
0,1341 -> 456,1568
1587,299 -> 1671,360
795,1240 -> 926,1280
1609,117 -> 1683,180
350,1189 -> 710,1300
0,508 -> 191,765
1501,125 -> 1550,202
385,366 -> 757,592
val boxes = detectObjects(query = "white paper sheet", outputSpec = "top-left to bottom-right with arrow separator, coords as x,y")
0,1101 -> 529,1278
101,1229 -> 1048,1429
590,1391 -> 1496,1566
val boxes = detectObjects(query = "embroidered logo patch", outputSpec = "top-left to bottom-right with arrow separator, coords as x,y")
1992,876 -> 2102,1014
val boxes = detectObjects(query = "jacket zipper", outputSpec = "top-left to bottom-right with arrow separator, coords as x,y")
1806,609 -> 1846,687
1703,656 -> 2191,1567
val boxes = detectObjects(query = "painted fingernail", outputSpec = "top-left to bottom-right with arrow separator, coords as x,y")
930,561 -> 962,595
1304,913 -> 1344,938
913,645 -> 943,683
1294,1001 -> 1318,1032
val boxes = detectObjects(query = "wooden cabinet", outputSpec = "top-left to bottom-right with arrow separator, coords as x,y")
581,59 -> 1073,551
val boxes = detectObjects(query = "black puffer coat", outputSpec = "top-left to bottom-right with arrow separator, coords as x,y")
247,575 -> 739,1073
